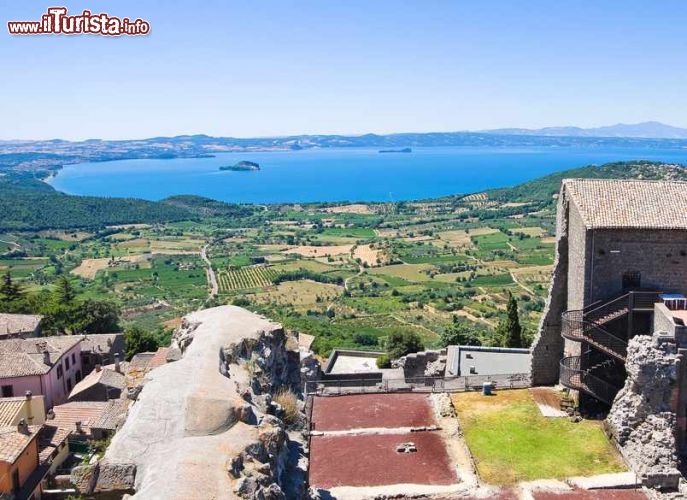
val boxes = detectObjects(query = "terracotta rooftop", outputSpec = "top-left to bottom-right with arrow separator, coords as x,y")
0,398 -> 26,427
69,365 -> 126,400
564,179 -> 687,230
0,313 -> 42,337
126,351 -> 165,388
92,399 -> 128,431
79,333 -> 124,355
147,347 -> 168,371
0,336 -> 81,378
37,425 -> 71,464
0,425 -> 39,463
49,400 -> 128,436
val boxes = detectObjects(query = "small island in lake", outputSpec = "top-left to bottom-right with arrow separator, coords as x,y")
379,147 -> 412,153
219,160 -> 261,171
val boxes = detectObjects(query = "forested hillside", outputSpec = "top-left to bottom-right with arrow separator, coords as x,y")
484,160 -> 687,204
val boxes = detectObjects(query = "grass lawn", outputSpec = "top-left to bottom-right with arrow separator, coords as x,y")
452,389 -> 626,485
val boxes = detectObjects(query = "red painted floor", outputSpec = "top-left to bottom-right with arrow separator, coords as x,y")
309,431 -> 457,488
311,393 -> 435,431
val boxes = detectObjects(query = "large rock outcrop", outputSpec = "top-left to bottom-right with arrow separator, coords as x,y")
74,306 -> 307,499
606,335 -> 682,490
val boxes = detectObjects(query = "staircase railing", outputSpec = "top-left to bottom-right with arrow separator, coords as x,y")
560,356 -> 622,405
631,291 -> 662,310
561,310 -> 628,361
584,293 -> 629,324
561,291 -> 662,362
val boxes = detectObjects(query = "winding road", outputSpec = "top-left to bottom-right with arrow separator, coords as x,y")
201,244 -> 218,297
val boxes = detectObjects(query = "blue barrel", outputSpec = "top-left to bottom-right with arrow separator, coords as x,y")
482,381 -> 492,396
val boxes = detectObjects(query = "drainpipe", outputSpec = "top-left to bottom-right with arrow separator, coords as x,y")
589,228 -> 595,306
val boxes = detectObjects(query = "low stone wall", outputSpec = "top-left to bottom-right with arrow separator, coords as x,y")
396,349 -> 447,379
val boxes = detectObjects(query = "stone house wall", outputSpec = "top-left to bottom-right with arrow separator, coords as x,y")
588,229 -> 687,302
530,193 -> 569,386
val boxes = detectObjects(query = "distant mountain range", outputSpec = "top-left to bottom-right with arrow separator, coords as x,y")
482,121 -> 687,139
3,122 -> 687,177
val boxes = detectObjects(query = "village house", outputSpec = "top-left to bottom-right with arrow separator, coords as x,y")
0,393 -> 72,484
68,361 -> 126,402
0,313 -> 42,340
0,421 -> 42,498
0,393 -> 46,427
78,333 -> 125,375
0,337 -> 84,409
48,400 -> 128,441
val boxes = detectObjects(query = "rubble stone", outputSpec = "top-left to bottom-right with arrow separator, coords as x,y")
607,335 -> 681,490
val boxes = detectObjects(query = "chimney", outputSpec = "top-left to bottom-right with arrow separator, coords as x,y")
25,391 -> 33,423
114,353 -> 121,373
95,364 -> 102,372
17,418 -> 29,435
43,350 -> 51,365
75,420 -> 83,433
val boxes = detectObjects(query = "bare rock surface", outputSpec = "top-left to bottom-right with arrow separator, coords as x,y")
90,305 -> 294,499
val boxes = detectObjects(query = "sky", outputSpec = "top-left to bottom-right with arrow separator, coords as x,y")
1,0 -> 687,140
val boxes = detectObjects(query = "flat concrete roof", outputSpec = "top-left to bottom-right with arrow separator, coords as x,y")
328,353 -> 381,374
446,345 -> 530,377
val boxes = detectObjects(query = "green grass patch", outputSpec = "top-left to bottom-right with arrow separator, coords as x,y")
472,273 -> 513,286
452,390 -> 625,485
319,227 -> 376,239
471,232 -> 510,251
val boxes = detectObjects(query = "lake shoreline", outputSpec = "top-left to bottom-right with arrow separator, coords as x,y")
45,146 -> 687,205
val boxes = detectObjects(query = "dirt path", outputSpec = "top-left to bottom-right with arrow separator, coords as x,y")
344,265 -> 364,292
390,314 -> 437,336
0,239 -> 21,253
201,244 -> 218,297
510,270 -> 535,295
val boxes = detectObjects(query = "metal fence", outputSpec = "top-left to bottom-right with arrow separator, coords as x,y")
305,372 -> 530,395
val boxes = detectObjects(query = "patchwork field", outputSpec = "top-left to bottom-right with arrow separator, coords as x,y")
0,185 -> 556,356
72,254 -> 152,279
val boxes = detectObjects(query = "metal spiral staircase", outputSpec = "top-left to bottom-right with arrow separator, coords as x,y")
559,291 -> 660,404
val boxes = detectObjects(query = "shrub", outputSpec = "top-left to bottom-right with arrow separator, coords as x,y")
386,331 -> 423,360
376,354 -> 391,368
232,297 -> 251,307
273,388 -> 301,427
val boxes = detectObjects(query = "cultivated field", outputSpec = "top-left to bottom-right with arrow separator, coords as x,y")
282,245 -> 353,258
252,280 -> 343,307
218,265 -> 279,292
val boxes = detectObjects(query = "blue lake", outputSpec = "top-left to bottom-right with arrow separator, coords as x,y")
48,146 -> 687,204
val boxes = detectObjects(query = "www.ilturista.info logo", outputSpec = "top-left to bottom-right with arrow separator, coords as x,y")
7,7 -> 150,36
